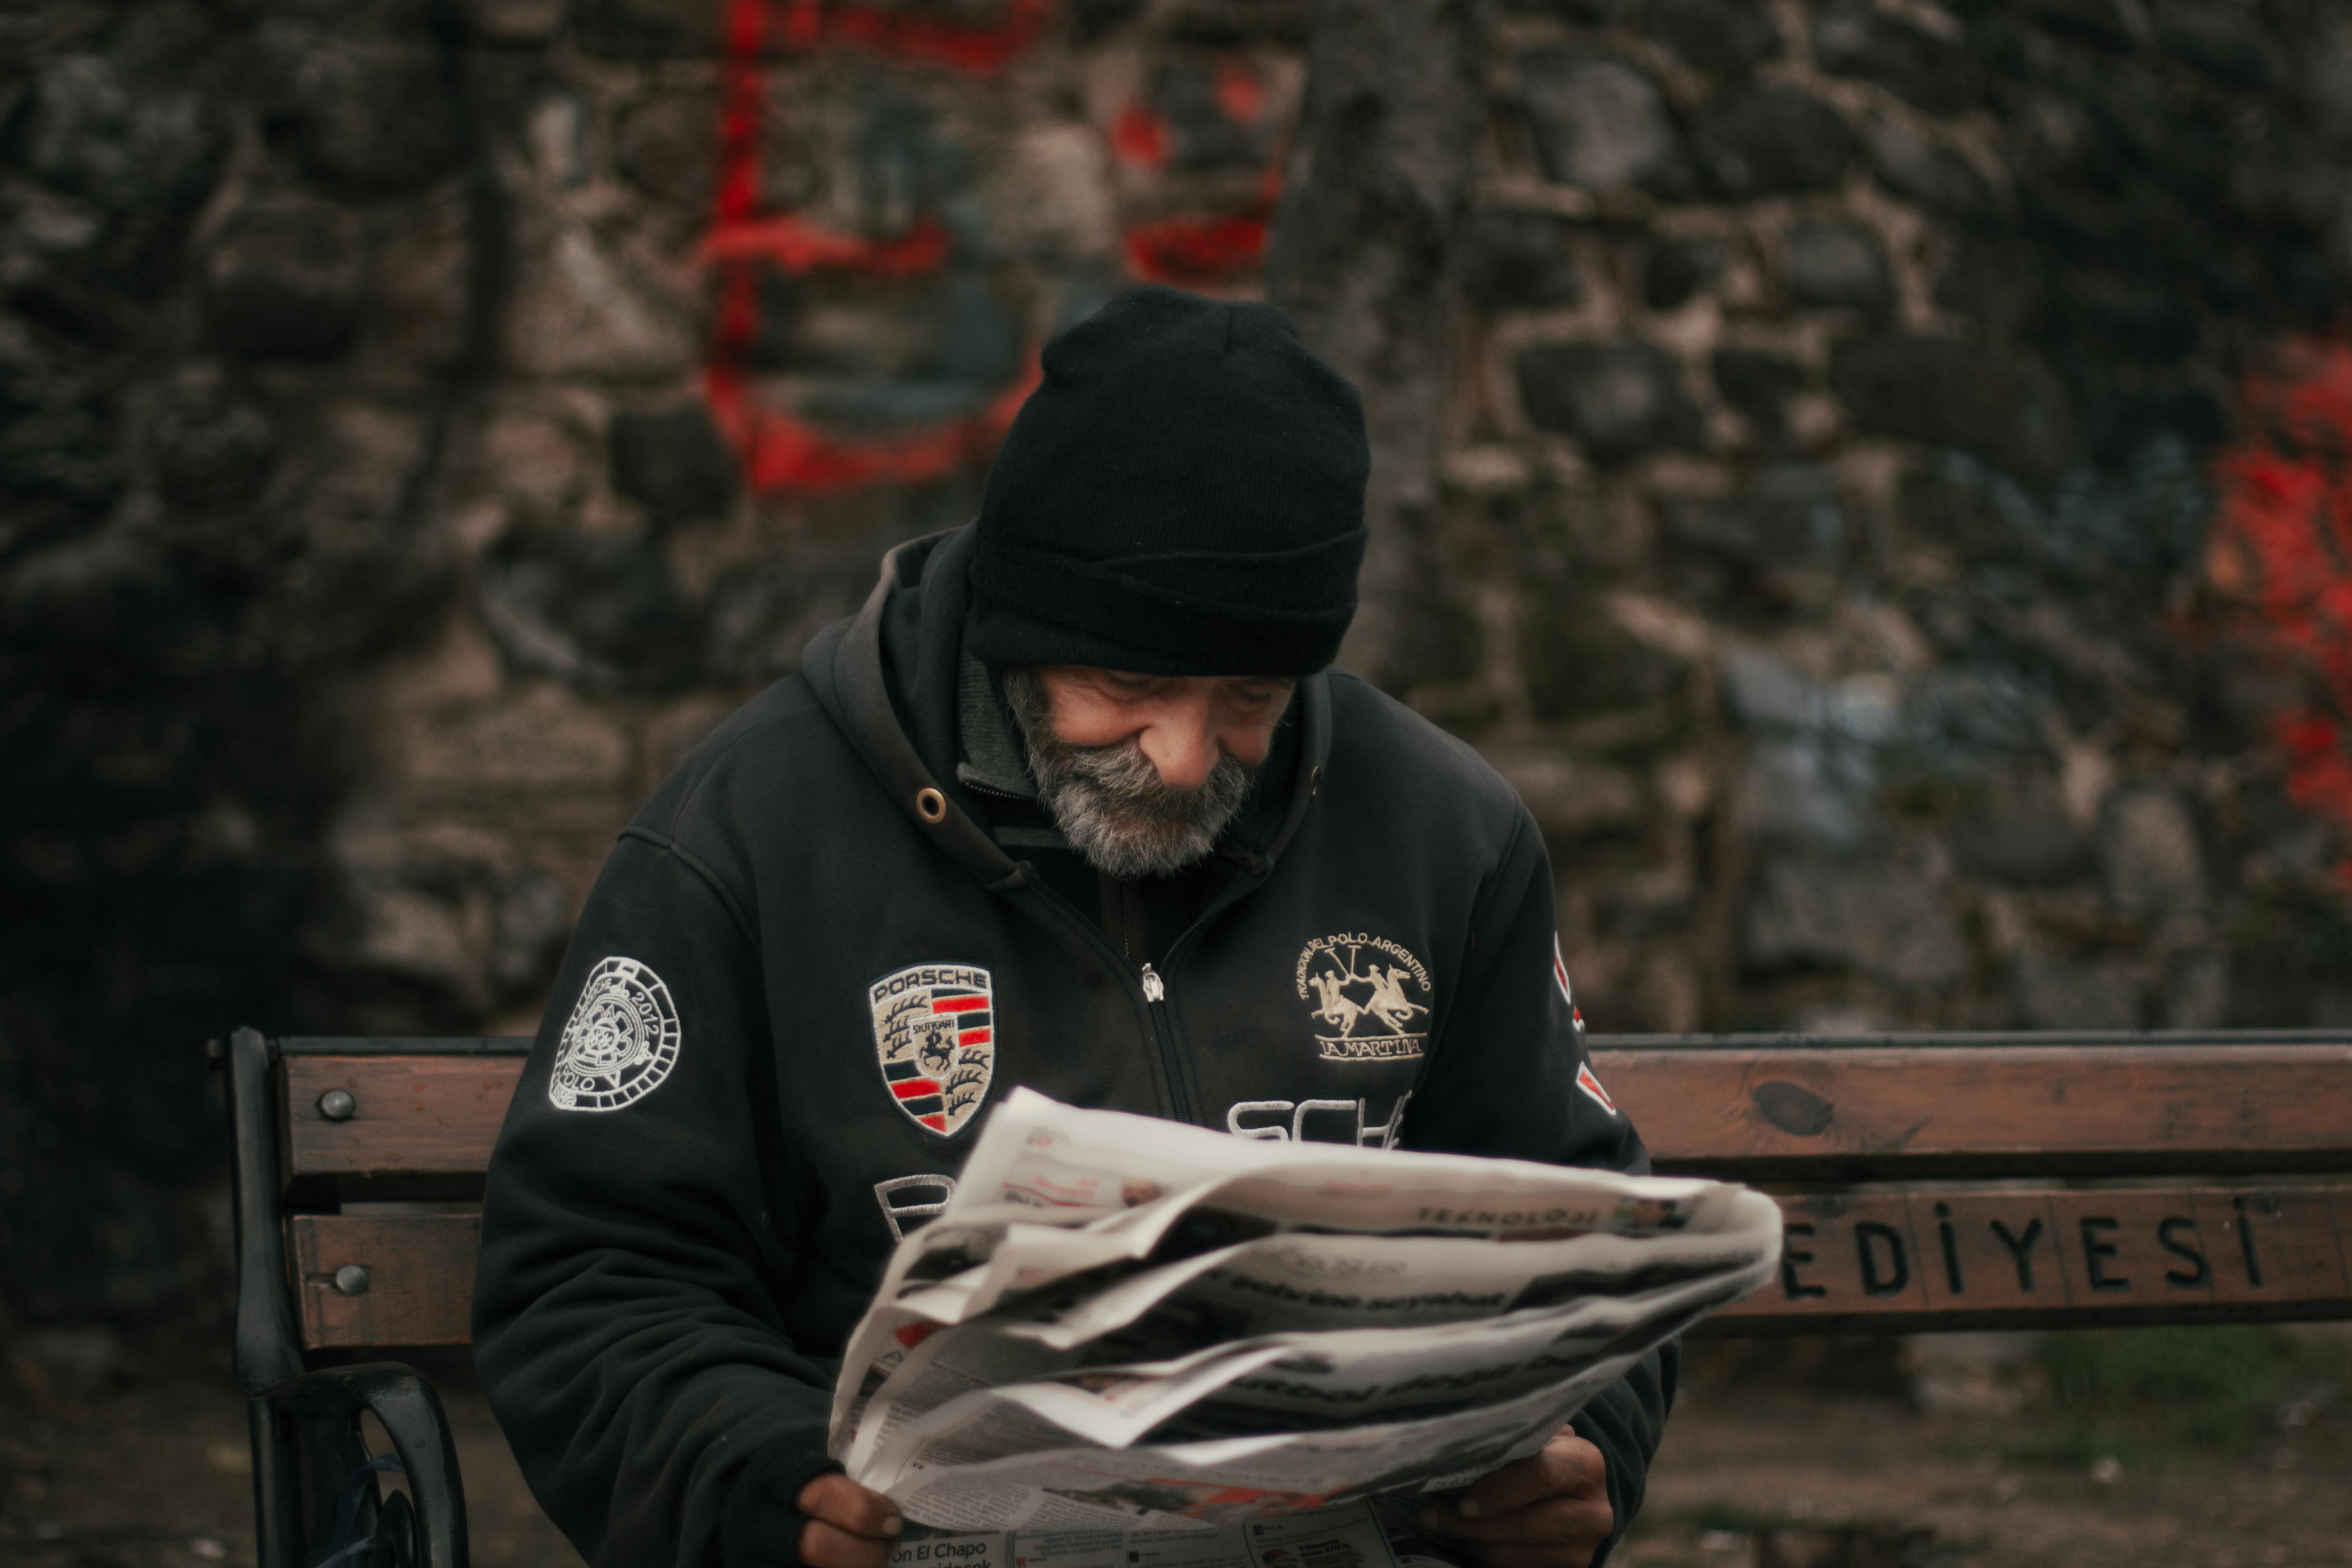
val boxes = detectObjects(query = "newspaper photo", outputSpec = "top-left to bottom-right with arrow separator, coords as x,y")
833,1088 -> 1780,1553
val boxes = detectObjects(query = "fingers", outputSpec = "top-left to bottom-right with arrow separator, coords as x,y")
1451,1539 -> 1607,1568
795,1475 -> 904,1568
1421,1491 -> 1614,1549
799,1520 -> 898,1568
1460,1433 -> 1608,1519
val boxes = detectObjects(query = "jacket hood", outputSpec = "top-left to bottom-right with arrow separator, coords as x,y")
800,525 -> 1334,892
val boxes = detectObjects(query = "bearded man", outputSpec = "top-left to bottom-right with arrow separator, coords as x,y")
473,287 -> 1672,1568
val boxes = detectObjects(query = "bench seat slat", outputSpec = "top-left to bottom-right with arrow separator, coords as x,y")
283,1056 -> 525,1179
288,1213 -> 480,1348
1597,1043 -> 2352,1179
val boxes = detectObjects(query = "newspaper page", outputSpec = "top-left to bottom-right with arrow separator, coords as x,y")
833,1089 -> 1779,1551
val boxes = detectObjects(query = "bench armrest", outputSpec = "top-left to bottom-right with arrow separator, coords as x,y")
260,1362 -> 469,1568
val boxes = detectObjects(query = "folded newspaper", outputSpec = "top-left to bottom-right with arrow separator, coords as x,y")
833,1089 -> 1780,1565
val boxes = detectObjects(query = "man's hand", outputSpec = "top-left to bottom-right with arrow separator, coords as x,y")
796,1474 -> 904,1568
1418,1429 -> 1612,1568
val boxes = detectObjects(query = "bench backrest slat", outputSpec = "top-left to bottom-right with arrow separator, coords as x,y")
276,1041 -> 2352,1183
284,1055 -> 524,1179
1604,1041 -> 2352,1179
289,1213 -> 479,1349
284,1183 -> 2352,1349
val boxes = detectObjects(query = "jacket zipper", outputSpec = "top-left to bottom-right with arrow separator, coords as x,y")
1136,963 -> 1194,1125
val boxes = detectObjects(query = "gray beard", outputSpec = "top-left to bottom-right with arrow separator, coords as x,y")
1001,668 -> 1257,879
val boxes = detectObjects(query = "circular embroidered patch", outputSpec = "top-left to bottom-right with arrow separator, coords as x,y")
548,956 -> 681,1112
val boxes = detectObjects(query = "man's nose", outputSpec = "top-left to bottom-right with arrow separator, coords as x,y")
1136,702 -> 1220,792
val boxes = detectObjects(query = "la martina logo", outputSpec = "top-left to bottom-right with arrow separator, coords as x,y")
1294,933 -> 1432,1063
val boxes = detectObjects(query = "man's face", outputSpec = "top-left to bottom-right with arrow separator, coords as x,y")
1003,667 -> 1296,879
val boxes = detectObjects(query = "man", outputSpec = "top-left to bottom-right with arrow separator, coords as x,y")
474,286 -> 1672,1568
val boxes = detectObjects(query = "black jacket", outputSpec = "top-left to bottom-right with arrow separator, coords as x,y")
473,526 -> 1673,1566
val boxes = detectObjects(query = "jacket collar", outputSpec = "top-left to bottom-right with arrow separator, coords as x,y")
803,524 -> 1335,888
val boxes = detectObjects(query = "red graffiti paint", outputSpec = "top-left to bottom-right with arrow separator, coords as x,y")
1113,103 -> 1170,168
2207,337 -> 2352,886
698,2 -> 1281,495
777,0 -> 1051,73
699,214 -> 952,275
1125,160 -> 1284,286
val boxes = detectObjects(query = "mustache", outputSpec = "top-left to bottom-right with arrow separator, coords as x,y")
1040,729 -> 1256,823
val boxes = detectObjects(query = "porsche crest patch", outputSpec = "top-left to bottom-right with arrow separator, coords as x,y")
870,963 -> 996,1136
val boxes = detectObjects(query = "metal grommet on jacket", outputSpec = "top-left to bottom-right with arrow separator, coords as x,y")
915,787 -> 948,824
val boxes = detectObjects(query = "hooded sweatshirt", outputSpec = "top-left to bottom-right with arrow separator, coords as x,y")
472,525 -> 1673,1566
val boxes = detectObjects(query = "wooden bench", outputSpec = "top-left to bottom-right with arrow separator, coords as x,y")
215,1025 -> 2352,1567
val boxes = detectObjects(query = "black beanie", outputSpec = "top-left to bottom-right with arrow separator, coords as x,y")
966,285 -> 1369,676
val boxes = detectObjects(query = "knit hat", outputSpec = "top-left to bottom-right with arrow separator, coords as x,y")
966,286 -> 1369,676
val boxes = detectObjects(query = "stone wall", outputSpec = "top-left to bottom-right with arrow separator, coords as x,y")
4,0 -> 2352,1327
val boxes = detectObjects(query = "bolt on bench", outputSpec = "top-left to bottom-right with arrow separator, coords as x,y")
215,1025 -> 2352,1567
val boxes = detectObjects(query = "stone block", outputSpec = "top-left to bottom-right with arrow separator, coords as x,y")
0,400 -> 124,514
2097,787 -> 2207,919
2164,949 -> 2230,1030
1499,0 -> 1628,19
1740,735 -> 1885,851
18,53 -> 225,216
1743,853 -> 1969,988
1645,240 -> 1725,311
2008,952 -> 2138,1030
1899,665 -> 2047,772
471,0 -> 570,41
480,526 -> 700,696
1518,592 -> 1689,722
1829,335 -> 2085,485
2024,0 -> 2142,53
1153,65 -> 1269,170
981,124 -> 1120,262
1689,88 -> 1859,200
491,872 -> 575,998
1865,119 -> 1996,220
1812,4 -> 1980,116
1645,0 -> 1783,77
1487,750 -> 1647,838
1459,209 -> 1583,310
350,883 -> 488,998
576,0 -> 724,56
1720,647 -> 1899,744
256,28 -> 468,198
150,391 -> 276,513
2059,270 -> 2201,363
1520,52 -> 1681,190
501,206 -> 697,379
405,683 -> 633,792
479,410 -> 594,519
1712,348 -> 1805,442
1785,221 -> 1895,318
610,404 -> 737,530
205,203 -> 362,362
1,527 -> 184,651
1514,341 -> 1703,465
1068,0 -> 1149,40
615,89 -> 721,206
1667,463 -> 1847,569
1953,781 -> 2089,886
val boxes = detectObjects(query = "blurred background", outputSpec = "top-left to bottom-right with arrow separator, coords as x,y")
3,0 -> 2351,1562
